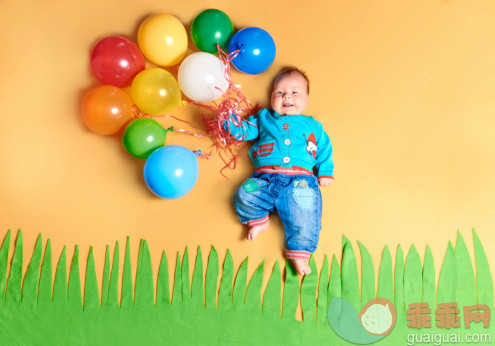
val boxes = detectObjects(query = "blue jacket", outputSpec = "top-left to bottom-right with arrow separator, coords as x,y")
224,109 -> 334,178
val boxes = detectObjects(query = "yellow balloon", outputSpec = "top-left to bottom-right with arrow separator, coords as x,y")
138,14 -> 188,66
131,68 -> 181,115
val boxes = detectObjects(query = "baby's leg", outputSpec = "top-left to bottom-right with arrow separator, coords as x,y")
276,176 -> 322,275
247,216 -> 269,241
285,251 -> 312,275
233,176 -> 275,241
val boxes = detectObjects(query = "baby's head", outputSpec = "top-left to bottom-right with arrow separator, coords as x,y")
271,66 -> 310,116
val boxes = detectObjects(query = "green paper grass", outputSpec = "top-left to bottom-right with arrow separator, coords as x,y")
0,229 -> 493,345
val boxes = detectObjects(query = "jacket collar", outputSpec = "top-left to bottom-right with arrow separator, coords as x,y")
271,110 -> 302,118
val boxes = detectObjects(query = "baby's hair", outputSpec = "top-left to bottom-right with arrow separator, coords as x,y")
274,66 -> 310,93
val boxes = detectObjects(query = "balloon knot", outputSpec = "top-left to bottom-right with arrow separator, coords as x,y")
132,104 -> 142,118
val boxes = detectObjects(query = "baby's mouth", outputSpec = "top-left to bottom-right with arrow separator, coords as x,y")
283,103 -> 294,108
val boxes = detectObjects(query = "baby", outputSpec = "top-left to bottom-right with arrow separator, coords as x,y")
224,67 -> 334,275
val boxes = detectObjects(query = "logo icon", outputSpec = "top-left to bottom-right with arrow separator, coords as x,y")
328,297 -> 397,344
305,133 -> 317,158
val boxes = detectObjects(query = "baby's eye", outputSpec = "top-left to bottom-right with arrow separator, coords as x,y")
292,91 -> 298,94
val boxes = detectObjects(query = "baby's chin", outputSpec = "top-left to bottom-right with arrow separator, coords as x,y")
273,106 -> 305,115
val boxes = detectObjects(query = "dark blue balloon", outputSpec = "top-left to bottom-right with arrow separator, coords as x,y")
144,145 -> 199,199
228,27 -> 276,75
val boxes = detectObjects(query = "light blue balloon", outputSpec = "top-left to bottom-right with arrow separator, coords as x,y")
228,27 -> 276,75
144,145 -> 199,199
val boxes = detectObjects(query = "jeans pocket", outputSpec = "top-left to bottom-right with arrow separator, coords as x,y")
241,178 -> 268,193
292,187 -> 315,211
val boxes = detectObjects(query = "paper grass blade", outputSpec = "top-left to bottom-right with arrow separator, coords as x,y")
358,241 -> 375,305
317,255 -> 329,325
205,247 -> 219,310
377,245 -> 393,302
422,246 -> 436,308
156,251 -> 169,307
191,247 -> 204,307
404,245 -> 422,308
301,256 -> 317,323
263,261 -> 281,316
6,231 -> 22,304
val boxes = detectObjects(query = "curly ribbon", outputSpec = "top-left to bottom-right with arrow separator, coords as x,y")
132,105 -> 207,135
190,45 -> 259,177
131,45 -> 256,177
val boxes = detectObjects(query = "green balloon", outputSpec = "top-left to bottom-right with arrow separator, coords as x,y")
190,9 -> 234,53
122,118 -> 167,159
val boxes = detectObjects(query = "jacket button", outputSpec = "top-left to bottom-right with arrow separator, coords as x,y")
284,139 -> 291,145
283,157 -> 290,163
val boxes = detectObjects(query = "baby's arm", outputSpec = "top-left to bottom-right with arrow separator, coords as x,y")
223,114 -> 260,141
314,123 -> 334,186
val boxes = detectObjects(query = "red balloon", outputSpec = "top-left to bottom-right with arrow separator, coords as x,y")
90,35 -> 145,87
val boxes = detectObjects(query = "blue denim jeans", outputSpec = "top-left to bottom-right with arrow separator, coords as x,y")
233,172 -> 322,255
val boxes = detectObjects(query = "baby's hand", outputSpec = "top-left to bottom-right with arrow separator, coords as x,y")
318,177 -> 334,186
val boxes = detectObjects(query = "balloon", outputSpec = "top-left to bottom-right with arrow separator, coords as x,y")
138,14 -> 188,66
190,9 -> 234,53
144,145 -> 199,199
122,118 -> 167,159
90,35 -> 145,87
178,52 -> 229,102
131,68 -> 181,115
82,85 -> 134,135
228,27 -> 276,75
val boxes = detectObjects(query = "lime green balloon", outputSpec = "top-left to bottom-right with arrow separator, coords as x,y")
190,9 -> 234,53
122,118 -> 167,159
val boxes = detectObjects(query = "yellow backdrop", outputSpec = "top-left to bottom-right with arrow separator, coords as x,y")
0,0 -> 493,295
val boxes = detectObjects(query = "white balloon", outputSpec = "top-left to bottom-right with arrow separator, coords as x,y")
178,52 -> 229,102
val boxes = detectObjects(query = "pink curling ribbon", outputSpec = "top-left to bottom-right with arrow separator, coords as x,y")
132,45 -> 257,176
132,106 -> 206,138
191,45 -> 259,177
132,106 -> 213,159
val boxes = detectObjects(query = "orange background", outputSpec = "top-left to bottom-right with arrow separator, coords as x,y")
0,0 -> 494,296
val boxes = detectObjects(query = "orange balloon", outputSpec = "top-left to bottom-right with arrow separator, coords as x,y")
82,85 -> 134,135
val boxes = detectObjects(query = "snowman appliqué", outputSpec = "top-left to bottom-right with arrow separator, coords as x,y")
305,133 -> 317,158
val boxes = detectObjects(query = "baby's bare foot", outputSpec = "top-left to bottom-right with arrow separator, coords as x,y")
290,258 -> 312,275
247,222 -> 269,241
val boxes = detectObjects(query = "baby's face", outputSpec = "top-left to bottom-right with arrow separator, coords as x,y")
271,73 -> 309,115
